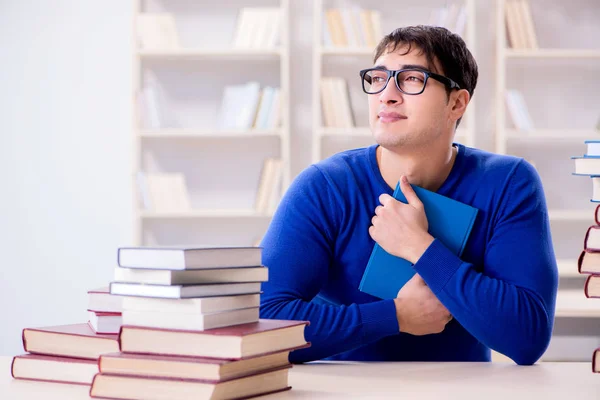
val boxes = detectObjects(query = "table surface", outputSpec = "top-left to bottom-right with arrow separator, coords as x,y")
2,356 -> 600,399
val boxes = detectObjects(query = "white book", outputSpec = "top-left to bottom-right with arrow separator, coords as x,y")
454,5 -> 467,37
266,159 -> 283,214
512,90 -> 534,131
573,157 -> 600,176
122,307 -> 259,331
113,266 -> 268,286
87,288 -> 123,313
117,246 -> 262,270
265,8 -> 281,48
121,293 -> 261,314
254,158 -> 275,213
238,82 -> 262,129
110,281 -> 262,299
254,87 -> 274,130
136,14 -> 180,49
88,311 -> 122,335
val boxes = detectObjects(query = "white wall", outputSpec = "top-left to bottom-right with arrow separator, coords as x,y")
0,1 -> 132,355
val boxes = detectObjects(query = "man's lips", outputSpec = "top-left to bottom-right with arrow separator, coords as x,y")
378,112 -> 407,123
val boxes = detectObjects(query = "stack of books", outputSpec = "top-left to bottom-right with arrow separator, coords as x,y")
89,245 -> 309,399
572,143 -> 600,373
11,288 -> 123,385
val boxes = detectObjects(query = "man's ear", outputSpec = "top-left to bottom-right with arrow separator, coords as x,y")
450,89 -> 470,120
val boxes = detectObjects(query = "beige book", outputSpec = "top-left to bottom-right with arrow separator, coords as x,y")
326,9 -> 348,47
335,78 -> 355,128
370,10 -> 383,45
505,1 -> 523,49
360,10 -> 376,48
519,0 -> 538,49
266,159 -> 283,214
136,14 -> 180,49
254,158 -> 275,213
320,78 -> 336,127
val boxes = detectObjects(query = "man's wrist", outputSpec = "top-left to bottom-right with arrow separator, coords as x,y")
408,234 -> 434,264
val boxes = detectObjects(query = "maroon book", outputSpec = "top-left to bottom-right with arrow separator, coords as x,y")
119,319 -> 309,360
23,323 -> 119,360
593,347 -> 600,373
11,354 -> 98,385
584,275 -> 600,298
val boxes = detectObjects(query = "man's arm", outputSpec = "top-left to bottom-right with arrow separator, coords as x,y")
259,166 -> 400,363
413,160 -> 558,365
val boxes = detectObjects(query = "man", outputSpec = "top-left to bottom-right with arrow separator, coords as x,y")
259,26 -> 558,365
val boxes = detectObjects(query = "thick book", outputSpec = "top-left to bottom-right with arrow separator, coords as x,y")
87,287 -> 123,313
99,346 -> 308,381
122,306 -> 260,331
121,293 -> 260,314
110,281 -> 262,299
572,156 -> 600,176
90,366 -> 291,400
113,265 -> 268,285
11,354 -> 98,385
578,250 -> 600,275
359,182 -> 478,299
88,311 -> 122,335
584,225 -> 600,252
22,323 -> 119,360
117,246 -> 262,270
119,319 -> 309,360
584,275 -> 600,298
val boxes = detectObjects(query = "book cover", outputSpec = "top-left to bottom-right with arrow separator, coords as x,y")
359,182 -> 478,299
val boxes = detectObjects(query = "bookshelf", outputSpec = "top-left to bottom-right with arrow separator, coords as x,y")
311,0 -> 477,163
132,0 -> 290,246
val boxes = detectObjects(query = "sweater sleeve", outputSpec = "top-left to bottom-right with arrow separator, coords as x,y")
413,160 -> 558,365
259,166 -> 400,363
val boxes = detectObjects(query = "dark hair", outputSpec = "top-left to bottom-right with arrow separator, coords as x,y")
374,25 -> 478,101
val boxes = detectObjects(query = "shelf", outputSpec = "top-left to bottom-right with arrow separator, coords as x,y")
320,47 -> 374,56
139,129 -> 282,139
140,209 -> 273,219
506,129 -> 600,141
505,49 -> 600,59
548,209 -> 594,221
138,48 -> 282,60
555,290 -> 600,318
557,259 -> 583,278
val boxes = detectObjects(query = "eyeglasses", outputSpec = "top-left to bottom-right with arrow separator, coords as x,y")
359,68 -> 461,95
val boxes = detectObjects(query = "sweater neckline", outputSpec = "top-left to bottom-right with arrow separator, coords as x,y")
367,142 -> 465,196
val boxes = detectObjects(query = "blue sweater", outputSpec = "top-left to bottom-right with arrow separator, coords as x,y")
260,144 -> 558,365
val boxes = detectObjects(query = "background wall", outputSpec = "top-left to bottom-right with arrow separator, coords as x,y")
0,0 -> 596,358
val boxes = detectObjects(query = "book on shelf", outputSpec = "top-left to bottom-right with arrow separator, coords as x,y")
504,0 -> 538,49
121,293 -> 261,314
231,7 -> 281,49
117,246 -> 262,270
122,306 -> 260,331
137,69 -> 174,130
359,182 -> 478,300
254,158 -> 283,214
114,265 -> 268,286
323,8 -> 382,48
320,77 -> 355,128
136,13 -> 181,50
90,365 -> 292,400
137,172 -> 192,213
98,347 -> 304,382
88,311 -> 122,335
217,82 -> 261,130
505,89 -> 534,132
119,319 -> 309,360
428,3 -> 467,37
11,354 -> 98,386
22,323 -> 119,360
110,281 -> 262,299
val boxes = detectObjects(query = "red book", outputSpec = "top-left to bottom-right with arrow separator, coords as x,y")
119,319 -> 309,360
584,225 -> 600,252
595,204 -> 600,226
593,347 -> 600,373
584,275 -> 600,298
578,250 -> 600,275
99,344 -> 309,382
23,323 -> 119,360
11,354 -> 98,385
90,365 -> 292,400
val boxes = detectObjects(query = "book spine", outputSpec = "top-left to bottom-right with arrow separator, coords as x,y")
578,250 -> 585,274
593,347 -> 599,373
595,204 -> 600,226
583,275 -> 599,298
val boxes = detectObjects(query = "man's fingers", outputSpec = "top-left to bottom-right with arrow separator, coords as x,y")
399,176 -> 423,208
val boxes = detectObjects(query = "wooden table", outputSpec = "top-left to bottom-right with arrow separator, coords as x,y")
1,356 -> 599,399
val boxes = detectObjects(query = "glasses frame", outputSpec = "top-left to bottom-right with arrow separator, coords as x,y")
358,67 -> 461,95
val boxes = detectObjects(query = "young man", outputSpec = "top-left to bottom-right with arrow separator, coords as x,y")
259,26 -> 558,365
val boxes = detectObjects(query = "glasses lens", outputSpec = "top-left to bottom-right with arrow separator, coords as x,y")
363,69 -> 389,94
396,70 -> 426,94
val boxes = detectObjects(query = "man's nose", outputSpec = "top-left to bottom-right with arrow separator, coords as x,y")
378,77 -> 404,105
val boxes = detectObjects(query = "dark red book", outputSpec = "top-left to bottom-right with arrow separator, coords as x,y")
90,365 -> 292,400
584,275 -> 600,298
584,225 -> 600,252
11,354 -> 98,385
119,319 -> 309,360
593,347 -> 600,373
23,323 -> 119,360
595,204 -> 600,226
99,343 -> 309,382
577,250 -> 600,275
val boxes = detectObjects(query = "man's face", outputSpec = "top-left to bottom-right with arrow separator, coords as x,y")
368,45 -> 452,150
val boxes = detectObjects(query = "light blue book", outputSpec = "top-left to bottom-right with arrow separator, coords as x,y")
359,182 -> 479,300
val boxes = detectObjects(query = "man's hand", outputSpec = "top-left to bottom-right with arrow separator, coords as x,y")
368,175 -> 434,264
394,274 -> 452,335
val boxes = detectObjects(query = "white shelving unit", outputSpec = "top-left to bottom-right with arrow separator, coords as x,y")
131,0 -> 290,246
311,0 -> 477,163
